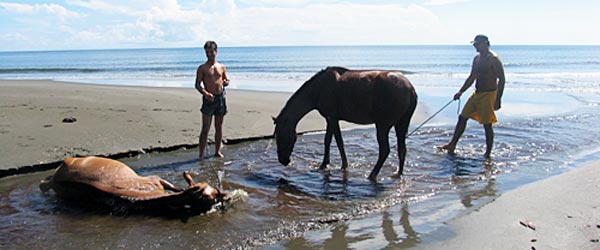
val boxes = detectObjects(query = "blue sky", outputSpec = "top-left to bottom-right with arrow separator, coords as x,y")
0,0 -> 598,51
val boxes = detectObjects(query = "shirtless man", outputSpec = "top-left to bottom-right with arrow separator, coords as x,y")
439,35 -> 505,158
195,41 -> 230,159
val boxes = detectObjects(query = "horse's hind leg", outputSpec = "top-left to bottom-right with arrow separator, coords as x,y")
369,124 -> 392,181
394,120 -> 410,176
395,100 -> 416,176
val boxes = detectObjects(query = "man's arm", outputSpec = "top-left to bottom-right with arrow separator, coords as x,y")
454,57 -> 478,100
195,65 -> 211,98
493,57 -> 506,110
221,64 -> 230,87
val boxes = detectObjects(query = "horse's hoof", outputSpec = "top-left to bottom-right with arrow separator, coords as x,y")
367,174 -> 378,182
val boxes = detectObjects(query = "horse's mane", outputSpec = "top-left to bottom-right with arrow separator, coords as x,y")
277,66 -> 350,123
299,66 -> 349,90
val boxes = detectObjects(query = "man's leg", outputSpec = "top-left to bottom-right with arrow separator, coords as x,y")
440,115 -> 468,154
199,114 -> 213,159
483,124 -> 493,158
214,115 -> 225,158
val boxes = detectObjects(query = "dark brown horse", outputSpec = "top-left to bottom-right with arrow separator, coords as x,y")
273,66 -> 417,180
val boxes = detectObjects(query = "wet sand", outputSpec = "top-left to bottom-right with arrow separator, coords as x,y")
414,160 -> 600,250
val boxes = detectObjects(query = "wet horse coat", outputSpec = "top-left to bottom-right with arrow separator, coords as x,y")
40,156 -> 225,213
274,67 -> 418,180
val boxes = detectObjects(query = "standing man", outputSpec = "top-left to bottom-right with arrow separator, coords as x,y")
439,35 -> 505,158
196,41 -> 230,159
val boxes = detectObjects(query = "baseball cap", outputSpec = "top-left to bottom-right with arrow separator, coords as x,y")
470,34 -> 489,44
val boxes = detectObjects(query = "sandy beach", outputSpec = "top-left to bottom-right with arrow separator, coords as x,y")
1,79 -> 599,249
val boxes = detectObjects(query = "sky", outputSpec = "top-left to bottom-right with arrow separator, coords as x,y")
0,0 -> 598,51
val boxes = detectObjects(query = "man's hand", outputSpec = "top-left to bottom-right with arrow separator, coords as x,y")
494,100 -> 501,111
453,91 -> 463,100
205,93 -> 215,102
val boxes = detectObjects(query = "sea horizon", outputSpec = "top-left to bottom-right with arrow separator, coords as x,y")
2,45 -> 599,94
2,43 -> 600,53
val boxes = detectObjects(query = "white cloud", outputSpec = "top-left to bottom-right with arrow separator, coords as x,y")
423,0 -> 471,6
65,0 -> 128,13
0,1 -> 447,49
223,3 -> 442,46
0,2 -> 81,19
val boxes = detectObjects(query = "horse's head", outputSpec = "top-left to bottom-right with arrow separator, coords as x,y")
182,172 -> 226,208
273,115 -> 296,166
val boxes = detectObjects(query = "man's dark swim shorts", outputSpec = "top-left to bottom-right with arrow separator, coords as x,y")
201,92 -> 227,116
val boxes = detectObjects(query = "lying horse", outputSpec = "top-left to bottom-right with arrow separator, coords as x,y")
273,67 -> 417,180
40,156 -> 227,214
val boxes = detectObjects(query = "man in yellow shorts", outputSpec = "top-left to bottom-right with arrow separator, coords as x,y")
439,35 -> 505,158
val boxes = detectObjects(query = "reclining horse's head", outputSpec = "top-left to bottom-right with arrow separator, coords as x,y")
182,172 -> 226,209
273,115 -> 296,166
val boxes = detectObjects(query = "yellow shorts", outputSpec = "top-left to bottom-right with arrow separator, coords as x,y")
460,90 -> 497,124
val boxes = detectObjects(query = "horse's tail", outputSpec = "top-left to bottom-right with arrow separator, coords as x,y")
409,85 -> 418,116
397,80 -> 418,135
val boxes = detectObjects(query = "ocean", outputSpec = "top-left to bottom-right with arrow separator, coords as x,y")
1,46 -> 600,249
1,45 -> 600,92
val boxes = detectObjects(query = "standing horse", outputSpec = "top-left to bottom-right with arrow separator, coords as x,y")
273,66 -> 417,180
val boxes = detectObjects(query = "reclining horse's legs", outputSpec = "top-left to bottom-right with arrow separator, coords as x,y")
369,124 -> 392,181
160,179 -> 182,192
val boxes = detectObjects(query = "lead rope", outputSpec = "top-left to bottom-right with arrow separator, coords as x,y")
406,98 -> 460,138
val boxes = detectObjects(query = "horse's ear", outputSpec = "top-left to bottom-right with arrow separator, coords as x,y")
183,172 -> 196,186
272,115 -> 277,124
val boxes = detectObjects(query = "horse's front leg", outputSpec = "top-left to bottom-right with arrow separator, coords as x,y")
320,125 -> 333,169
330,119 -> 348,169
369,124 -> 392,181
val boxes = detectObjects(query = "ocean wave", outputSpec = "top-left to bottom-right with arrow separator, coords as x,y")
504,60 -> 600,67
0,68 -> 106,73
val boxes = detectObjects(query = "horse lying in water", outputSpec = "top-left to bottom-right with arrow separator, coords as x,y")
273,67 -> 417,180
40,156 -> 228,214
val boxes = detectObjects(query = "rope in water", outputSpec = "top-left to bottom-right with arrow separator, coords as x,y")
406,98 -> 460,138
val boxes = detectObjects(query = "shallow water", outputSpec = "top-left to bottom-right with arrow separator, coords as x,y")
1,91 -> 600,249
